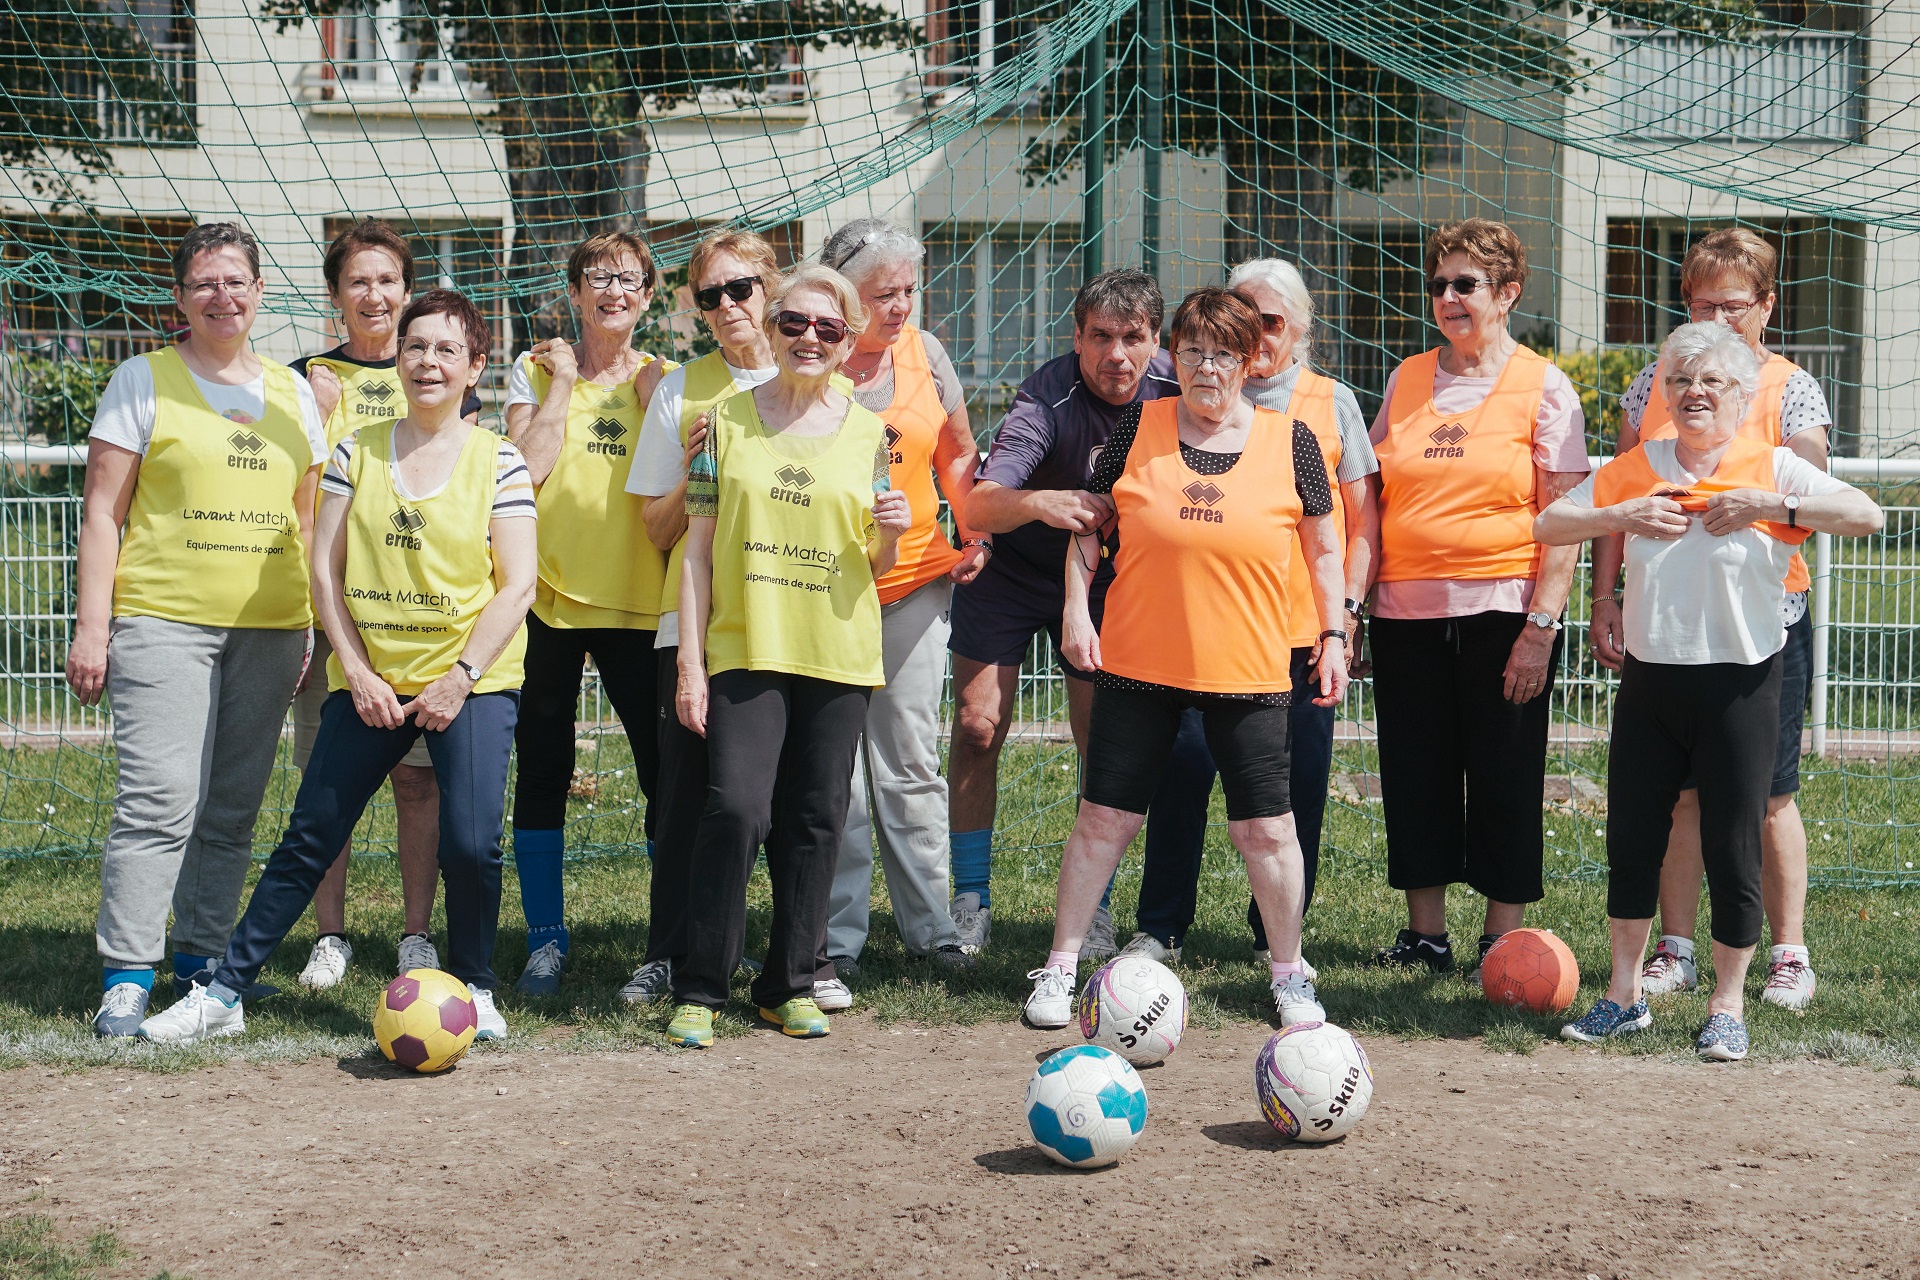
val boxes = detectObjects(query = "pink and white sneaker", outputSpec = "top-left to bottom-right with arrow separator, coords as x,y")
1760,951 -> 1816,1010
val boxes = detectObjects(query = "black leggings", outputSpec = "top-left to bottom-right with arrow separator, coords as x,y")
1082,683 -> 1293,821
646,646 -> 705,966
512,613 -> 662,835
673,669 -> 870,1010
1607,651 -> 1783,948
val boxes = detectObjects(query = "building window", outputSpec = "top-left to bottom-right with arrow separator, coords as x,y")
922,223 -> 1079,383
316,1 -> 477,101
1334,224 -> 1431,424
1,214 -> 195,363
66,0 -> 196,145
921,1 -> 1058,108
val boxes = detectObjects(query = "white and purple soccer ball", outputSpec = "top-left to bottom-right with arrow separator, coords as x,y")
1254,1021 -> 1374,1143
1025,1044 -> 1149,1168
1076,954 -> 1188,1066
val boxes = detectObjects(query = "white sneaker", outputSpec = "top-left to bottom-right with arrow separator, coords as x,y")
1024,966 -> 1076,1029
1640,944 -> 1699,996
468,985 -> 507,1040
812,978 -> 853,1012
1118,932 -> 1182,965
1254,948 -> 1319,984
1271,972 -> 1326,1026
950,892 -> 991,956
1760,952 -> 1817,1010
618,959 -> 673,1005
137,984 -> 244,1044
397,934 -> 440,975
1080,905 -> 1118,963
298,935 -> 353,990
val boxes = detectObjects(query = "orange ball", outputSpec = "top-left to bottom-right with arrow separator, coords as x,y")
1480,928 -> 1580,1014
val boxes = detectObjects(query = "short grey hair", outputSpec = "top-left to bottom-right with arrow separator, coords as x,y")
1661,321 -> 1761,400
820,218 -> 923,285
1227,257 -> 1315,368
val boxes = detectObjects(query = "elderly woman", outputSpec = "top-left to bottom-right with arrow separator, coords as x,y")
1024,286 -> 1349,1030
1590,229 -> 1835,1011
504,231 -> 672,996
813,218 -> 987,994
1367,218 -> 1590,979
1537,322 -> 1880,1060
667,265 -> 910,1047
137,289 -> 538,1045
68,222 -> 328,1037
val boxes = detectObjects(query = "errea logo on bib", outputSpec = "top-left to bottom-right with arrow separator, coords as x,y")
771,465 -> 814,507
387,506 -> 426,549
1425,422 -> 1468,458
355,380 -> 399,418
884,424 -> 904,465
226,431 -> 269,471
1180,479 -> 1225,524
586,416 -> 629,456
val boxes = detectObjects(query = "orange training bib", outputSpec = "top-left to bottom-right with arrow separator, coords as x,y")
872,324 -> 962,604
1591,436 -> 1810,550
1283,369 -> 1345,648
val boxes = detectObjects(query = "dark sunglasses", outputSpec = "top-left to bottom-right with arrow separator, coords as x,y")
774,310 -> 849,345
1258,312 -> 1286,333
693,275 -> 762,311
1426,275 -> 1491,299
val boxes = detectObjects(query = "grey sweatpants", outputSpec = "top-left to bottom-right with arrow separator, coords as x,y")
96,615 -> 306,967
827,579 -> 962,960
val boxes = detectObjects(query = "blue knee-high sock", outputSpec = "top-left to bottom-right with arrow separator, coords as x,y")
171,953 -> 215,985
103,965 -> 154,993
951,828 -> 993,909
512,827 -> 569,954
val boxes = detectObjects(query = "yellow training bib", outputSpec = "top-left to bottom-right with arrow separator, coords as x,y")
112,348 -> 314,631
326,422 -> 526,695
523,353 -> 673,630
305,355 -> 406,447
701,390 -> 886,685
661,352 -> 757,622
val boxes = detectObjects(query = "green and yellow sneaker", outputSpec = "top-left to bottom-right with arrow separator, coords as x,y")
666,1003 -> 713,1048
758,996 -> 831,1038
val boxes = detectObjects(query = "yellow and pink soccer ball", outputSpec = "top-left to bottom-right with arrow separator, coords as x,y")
372,968 -> 477,1073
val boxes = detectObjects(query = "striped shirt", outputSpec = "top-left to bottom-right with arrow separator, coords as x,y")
322,429 -> 536,519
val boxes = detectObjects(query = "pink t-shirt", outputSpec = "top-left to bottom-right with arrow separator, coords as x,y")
1368,356 -> 1590,620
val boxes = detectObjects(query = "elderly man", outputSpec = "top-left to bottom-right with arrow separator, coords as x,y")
943,269 -> 1216,959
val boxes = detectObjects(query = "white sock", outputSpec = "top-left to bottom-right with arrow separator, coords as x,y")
1771,943 -> 1811,964
1658,934 -> 1695,962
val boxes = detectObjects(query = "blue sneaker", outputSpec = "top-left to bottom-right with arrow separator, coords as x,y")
92,982 -> 150,1039
514,940 -> 567,996
1560,997 -> 1652,1043
1696,1012 -> 1749,1061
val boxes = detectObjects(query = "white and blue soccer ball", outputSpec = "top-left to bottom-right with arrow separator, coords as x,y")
1025,1044 -> 1149,1168
1077,954 -> 1188,1065
1254,1021 -> 1374,1143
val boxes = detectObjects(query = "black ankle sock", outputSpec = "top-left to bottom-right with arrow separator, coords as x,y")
1476,932 -> 1500,960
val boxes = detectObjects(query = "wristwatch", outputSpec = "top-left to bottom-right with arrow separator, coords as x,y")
1524,611 -> 1564,633
456,658 -> 487,682
1784,494 -> 1801,528
1342,597 -> 1363,619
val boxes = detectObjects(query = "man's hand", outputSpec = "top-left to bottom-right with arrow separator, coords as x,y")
1031,489 -> 1114,535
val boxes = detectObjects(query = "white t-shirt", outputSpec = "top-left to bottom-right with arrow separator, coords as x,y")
1563,440 -> 1850,665
89,353 -> 329,465
626,359 -> 779,649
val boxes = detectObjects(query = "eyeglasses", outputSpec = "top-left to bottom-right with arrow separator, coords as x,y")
1426,275 -> 1491,299
400,337 -> 470,362
693,276 -> 762,311
1686,298 -> 1760,323
773,311 -> 850,345
1662,372 -> 1736,397
183,278 -> 256,299
583,267 -> 650,293
1175,347 -> 1243,371
1257,312 -> 1286,333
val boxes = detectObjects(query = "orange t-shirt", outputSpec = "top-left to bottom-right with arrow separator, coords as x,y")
1374,346 -> 1549,583
871,325 -> 962,605
1098,401 -> 1301,694
1636,353 -> 1810,593
1283,370 -> 1345,648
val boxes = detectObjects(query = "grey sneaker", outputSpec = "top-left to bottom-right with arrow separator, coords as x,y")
1119,932 -> 1182,965
468,985 -> 508,1041
1271,972 -> 1326,1026
137,984 -> 244,1045
1640,943 -> 1699,996
950,892 -> 991,956
1080,905 -> 1118,963
1024,966 -> 1076,1029
812,977 -> 853,1012
930,943 -> 977,970
1254,948 -> 1319,984
618,959 -> 673,1005
515,940 -> 567,996
92,982 -> 150,1039
298,935 -> 353,990
396,933 -> 440,975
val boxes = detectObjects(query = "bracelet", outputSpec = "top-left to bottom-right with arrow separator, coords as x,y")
1590,592 -> 1620,604
962,538 -> 993,553
1318,629 -> 1348,644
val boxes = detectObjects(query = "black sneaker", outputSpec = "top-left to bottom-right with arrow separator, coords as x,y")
1463,932 -> 1500,988
1370,929 -> 1454,973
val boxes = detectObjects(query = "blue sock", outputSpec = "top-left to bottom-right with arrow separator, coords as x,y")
1099,872 -> 1115,913
951,828 -> 993,909
103,965 -> 154,993
171,953 -> 215,985
646,839 -> 655,862
513,827 -> 569,955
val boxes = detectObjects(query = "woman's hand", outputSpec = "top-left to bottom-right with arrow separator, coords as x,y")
1061,609 -> 1102,675
949,541 -> 990,585
682,412 -> 711,469
529,337 -> 578,383
1612,496 -> 1690,540
634,357 -> 668,412
400,666 -> 473,733
306,364 -> 343,425
873,489 -> 912,541
676,664 -> 709,737
1588,597 -> 1626,672
1701,488 -> 1782,537
346,663 -> 408,729
1312,636 -> 1350,707
1502,625 -> 1556,705
64,624 -> 110,707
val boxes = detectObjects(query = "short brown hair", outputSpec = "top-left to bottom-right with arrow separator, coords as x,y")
567,231 -> 655,291
1172,287 -> 1262,364
1073,269 -> 1164,333
688,227 -> 781,288
1425,218 -> 1528,292
1680,227 -> 1777,302
173,222 -> 260,288
323,219 -> 415,295
398,288 -> 490,359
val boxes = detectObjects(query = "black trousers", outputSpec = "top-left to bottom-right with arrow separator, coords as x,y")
1371,611 -> 1559,905
511,613 -> 661,836
646,646 -> 706,967
1607,651 -> 1782,948
673,669 -> 871,1010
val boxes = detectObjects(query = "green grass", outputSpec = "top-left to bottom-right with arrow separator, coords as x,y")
0,1214 -> 180,1280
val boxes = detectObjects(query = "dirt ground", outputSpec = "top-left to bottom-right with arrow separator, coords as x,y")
5,1020 -> 1918,1280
